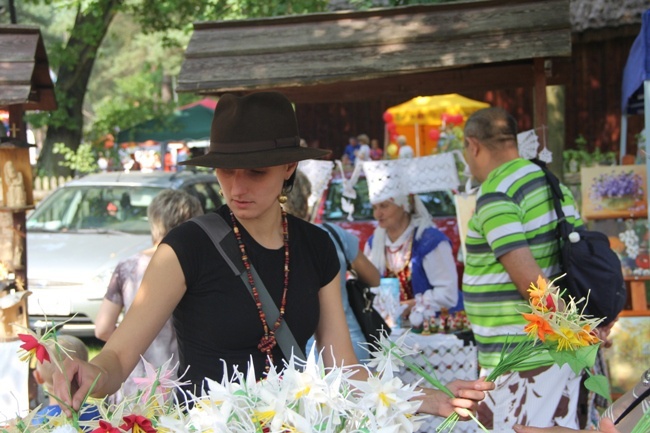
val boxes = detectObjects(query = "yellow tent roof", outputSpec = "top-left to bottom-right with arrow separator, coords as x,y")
386,93 -> 489,126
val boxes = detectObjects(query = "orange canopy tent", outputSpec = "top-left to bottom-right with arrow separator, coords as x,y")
384,93 -> 490,156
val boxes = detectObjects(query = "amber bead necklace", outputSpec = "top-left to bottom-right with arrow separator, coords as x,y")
230,209 -> 290,372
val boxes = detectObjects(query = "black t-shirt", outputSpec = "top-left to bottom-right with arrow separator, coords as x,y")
162,205 -> 339,391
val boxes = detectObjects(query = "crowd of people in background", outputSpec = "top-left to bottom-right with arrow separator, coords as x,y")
97,143 -> 195,173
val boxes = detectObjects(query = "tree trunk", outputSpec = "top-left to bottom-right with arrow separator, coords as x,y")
37,0 -> 120,177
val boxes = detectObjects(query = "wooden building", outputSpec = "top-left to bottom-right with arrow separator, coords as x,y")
177,0 -> 573,161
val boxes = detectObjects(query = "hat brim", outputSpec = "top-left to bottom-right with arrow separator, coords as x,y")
179,147 -> 331,169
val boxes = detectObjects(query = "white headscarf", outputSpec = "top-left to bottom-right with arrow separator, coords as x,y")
368,193 -> 435,275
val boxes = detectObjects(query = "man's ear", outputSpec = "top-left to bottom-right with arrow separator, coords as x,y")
33,369 -> 44,385
465,137 -> 481,157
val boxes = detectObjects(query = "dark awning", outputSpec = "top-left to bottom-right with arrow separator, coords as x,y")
116,98 -> 217,143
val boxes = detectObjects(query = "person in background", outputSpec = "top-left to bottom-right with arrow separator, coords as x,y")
283,170 -> 381,362
370,138 -> 384,160
176,144 -> 190,171
396,135 -> 414,159
356,134 -> 372,165
53,92 -> 491,420
462,107 -> 583,430
94,189 -> 203,403
32,335 -> 100,426
364,193 -> 458,319
344,136 -> 360,164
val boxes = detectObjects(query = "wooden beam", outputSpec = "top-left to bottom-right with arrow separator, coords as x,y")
533,57 -> 548,141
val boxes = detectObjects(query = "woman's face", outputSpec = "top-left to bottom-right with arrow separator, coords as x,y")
372,199 -> 409,231
216,163 -> 296,220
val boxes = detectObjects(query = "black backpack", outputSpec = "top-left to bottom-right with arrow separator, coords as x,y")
533,160 -> 627,326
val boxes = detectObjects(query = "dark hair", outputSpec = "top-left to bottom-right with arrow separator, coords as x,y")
464,107 -> 518,151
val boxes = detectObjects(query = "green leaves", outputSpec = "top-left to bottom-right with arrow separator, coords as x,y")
548,343 -> 600,376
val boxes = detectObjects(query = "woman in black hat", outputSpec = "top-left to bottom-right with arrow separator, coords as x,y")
52,92 -> 492,417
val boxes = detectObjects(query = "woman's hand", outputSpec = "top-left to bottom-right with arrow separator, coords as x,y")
52,356 -> 106,416
414,377 -> 494,418
400,299 -> 416,319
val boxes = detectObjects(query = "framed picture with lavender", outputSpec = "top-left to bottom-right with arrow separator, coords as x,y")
580,165 -> 647,220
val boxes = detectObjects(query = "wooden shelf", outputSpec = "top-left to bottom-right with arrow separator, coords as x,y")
623,277 -> 649,314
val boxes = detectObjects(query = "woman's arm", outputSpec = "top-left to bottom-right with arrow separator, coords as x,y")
314,272 -> 366,377
422,241 -> 458,307
52,244 -> 186,412
94,299 -> 122,342
350,250 -> 381,287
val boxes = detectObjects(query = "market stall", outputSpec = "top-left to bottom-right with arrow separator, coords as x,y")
383,94 -> 489,157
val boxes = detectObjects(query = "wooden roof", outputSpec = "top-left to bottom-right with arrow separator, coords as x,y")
570,0 -> 650,32
0,25 -> 56,110
177,0 -> 572,103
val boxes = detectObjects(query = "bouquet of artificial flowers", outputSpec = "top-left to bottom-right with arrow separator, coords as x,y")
367,275 -> 612,433
5,322 -> 429,433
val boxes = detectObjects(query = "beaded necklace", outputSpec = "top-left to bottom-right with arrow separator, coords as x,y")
230,210 -> 290,372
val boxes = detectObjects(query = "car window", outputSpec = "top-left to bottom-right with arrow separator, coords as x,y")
27,186 -> 163,234
323,179 -> 374,221
418,190 -> 457,217
183,182 -> 222,213
323,178 -> 456,221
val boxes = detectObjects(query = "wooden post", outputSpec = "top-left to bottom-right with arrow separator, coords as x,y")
533,58 -> 548,152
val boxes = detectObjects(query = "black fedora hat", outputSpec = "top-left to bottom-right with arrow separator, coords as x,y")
180,92 -> 331,169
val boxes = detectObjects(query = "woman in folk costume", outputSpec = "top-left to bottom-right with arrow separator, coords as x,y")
363,161 -> 459,318
51,91 -> 491,418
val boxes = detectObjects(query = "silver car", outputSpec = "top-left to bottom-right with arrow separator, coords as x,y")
26,171 -> 222,336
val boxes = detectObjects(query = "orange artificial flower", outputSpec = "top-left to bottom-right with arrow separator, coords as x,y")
522,313 -> 554,342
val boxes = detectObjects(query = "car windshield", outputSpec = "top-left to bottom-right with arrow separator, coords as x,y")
323,178 -> 456,221
27,185 -> 164,234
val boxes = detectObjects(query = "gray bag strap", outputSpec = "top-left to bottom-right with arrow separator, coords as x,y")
191,212 -> 306,362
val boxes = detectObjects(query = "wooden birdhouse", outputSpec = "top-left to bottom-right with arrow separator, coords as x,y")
0,277 -> 30,341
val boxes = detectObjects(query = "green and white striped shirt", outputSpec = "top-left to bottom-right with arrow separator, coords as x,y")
462,158 -> 582,369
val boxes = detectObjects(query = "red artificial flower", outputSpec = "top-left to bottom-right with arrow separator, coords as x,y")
18,333 -> 50,364
91,420 -> 121,433
121,414 -> 157,433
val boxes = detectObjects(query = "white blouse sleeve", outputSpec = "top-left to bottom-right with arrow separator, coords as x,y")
422,241 -> 459,309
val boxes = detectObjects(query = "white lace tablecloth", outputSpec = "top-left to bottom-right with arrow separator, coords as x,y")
390,329 -> 479,433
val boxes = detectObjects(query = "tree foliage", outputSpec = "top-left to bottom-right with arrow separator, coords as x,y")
11,0 -> 329,176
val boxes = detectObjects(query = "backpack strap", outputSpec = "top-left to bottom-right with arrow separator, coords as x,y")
530,158 -> 574,241
191,212 -> 306,362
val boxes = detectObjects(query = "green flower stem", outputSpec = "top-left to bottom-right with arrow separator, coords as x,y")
391,345 -> 489,433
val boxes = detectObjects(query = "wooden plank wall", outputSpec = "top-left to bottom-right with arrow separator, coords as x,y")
567,26 -> 643,157
296,26 -> 641,160
179,0 -> 571,94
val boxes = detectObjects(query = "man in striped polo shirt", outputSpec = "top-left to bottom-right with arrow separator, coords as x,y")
462,107 -> 583,430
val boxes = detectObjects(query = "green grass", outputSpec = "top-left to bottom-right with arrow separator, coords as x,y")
81,337 -> 104,360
